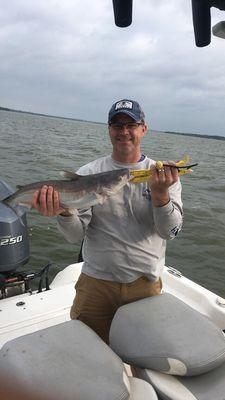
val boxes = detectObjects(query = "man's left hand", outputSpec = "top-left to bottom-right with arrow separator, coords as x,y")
149,162 -> 179,207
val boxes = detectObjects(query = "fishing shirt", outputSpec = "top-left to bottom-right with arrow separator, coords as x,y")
57,155 -> 183,283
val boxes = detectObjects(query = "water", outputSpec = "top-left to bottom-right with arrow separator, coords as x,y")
0,110 -> 225,297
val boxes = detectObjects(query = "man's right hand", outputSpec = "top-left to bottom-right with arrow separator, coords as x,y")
31,186 -> 72,217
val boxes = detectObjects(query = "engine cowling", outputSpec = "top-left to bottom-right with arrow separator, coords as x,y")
0,180 -> 30,274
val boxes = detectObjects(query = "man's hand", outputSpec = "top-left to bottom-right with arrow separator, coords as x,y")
149,162 -> 179,207
31,186 -> 69,216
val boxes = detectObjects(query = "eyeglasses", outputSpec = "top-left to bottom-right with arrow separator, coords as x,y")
109,122 -> 143,131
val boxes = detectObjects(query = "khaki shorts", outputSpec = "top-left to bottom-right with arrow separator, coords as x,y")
70,273 -> 162,344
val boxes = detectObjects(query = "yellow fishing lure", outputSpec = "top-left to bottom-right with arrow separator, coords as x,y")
130,155 -> 198,183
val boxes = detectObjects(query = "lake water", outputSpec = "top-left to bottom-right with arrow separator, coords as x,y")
0,110 -> 225,297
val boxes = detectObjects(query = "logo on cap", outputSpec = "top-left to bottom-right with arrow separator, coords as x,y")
115,100 -> 133,110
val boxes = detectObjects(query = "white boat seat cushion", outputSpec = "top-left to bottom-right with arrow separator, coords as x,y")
0,320 -> 130,400
134,361 -> 225,400
109,293 -> 225,376
128,377 -> 158,399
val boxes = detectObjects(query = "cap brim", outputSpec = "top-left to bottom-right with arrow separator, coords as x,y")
108,110 -> 141,123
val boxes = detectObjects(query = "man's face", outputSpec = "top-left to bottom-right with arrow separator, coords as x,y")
108,113 -> 147,160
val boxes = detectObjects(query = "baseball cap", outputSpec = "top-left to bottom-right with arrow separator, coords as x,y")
108,99 -> 145,123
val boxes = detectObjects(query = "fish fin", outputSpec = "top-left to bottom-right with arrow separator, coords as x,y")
95,193 -> 108,205
13,200 -> 32,210
59,170 -> 81,180
5,199 -> 32,211
59,202 -> 78,215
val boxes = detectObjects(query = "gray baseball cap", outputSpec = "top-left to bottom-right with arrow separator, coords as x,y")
108,99 -> 145,123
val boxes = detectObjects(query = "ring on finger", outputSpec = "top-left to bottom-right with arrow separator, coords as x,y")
158,169 -> 165,173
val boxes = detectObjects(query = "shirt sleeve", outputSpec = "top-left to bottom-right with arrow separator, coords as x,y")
57,208 -> 92,244
152,179 -> 183,240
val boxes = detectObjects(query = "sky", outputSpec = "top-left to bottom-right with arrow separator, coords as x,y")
0,0 -> 225,136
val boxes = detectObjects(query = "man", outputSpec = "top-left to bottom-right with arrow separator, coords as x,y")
32,99 -> 183,344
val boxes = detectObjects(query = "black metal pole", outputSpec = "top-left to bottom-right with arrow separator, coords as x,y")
112,0 -> 133,27
192,0 -> 211,47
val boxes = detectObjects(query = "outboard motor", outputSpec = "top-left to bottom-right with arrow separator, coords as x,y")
0,180 -> 30,272
0,180 -> 30,298
0,180 -> 52,299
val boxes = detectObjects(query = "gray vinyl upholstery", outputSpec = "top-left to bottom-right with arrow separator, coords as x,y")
134,361 -> 225,400
109,293 -> 225,376
0,320 -> 130,400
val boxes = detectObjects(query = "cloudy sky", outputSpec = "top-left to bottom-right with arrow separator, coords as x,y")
0,0 -> 225,136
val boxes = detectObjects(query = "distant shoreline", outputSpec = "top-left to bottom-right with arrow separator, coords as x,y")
0,106 -> 104,125
164,131 -> 225,141
1,106 -> 225,140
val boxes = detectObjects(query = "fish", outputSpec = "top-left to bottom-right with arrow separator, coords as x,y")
2,169 -> 131,214
2,156 -> 198,215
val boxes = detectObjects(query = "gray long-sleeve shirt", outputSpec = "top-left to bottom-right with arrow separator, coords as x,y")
57,155 -> 183,282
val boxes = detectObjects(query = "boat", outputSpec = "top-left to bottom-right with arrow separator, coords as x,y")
1,179 -> 225,399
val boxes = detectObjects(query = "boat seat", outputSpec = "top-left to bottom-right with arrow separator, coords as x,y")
134,362 -> 225,400
128,377 -> 158,399
109,293 -> 225,376
0,320 -> 131,400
